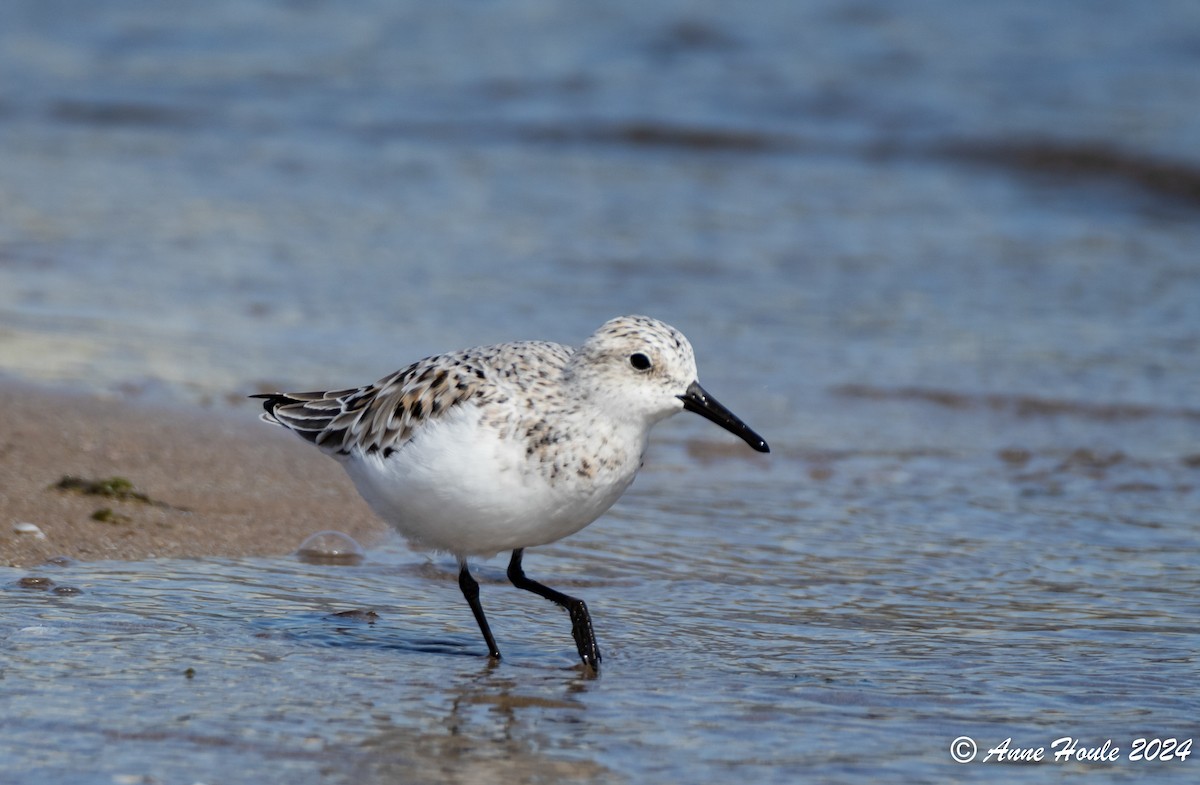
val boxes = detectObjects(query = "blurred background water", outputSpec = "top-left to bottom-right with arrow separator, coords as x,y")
2,1 -> 1200,783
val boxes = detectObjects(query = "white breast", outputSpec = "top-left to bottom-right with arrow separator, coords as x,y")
342,404 -> 640,558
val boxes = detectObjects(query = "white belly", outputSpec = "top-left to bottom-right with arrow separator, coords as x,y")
341,405 -> 640,558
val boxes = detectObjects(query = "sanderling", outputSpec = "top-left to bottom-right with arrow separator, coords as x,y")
253,315 -> 768,671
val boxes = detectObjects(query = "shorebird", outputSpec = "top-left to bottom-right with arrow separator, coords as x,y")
253,315 -> 768,671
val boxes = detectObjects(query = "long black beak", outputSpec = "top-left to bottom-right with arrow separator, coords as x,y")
677,381 -> 770,453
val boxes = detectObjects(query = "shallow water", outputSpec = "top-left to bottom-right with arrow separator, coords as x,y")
5,439 -> 1199,783
3,0 -> 1200,782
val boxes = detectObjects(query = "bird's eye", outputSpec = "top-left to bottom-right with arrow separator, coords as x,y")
629,353 -> 652,371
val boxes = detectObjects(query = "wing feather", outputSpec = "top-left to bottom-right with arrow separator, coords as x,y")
252,340 -> 573,459
252,356 -> 489,457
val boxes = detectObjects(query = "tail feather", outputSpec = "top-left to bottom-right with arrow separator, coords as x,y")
250,391 -> 357,451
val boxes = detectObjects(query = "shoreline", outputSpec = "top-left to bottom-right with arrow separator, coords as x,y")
1,382 -> 388,569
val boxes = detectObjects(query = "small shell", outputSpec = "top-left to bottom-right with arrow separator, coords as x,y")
13,522 -> 47,540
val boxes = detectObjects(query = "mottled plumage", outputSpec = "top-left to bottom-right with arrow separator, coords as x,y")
255,342 -> 564,460
253,315 -> 769,671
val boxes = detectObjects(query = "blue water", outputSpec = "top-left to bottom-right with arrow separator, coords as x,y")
2,1 -> 1200,782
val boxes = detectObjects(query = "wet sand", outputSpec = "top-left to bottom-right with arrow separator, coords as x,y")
1,382 -> 388,568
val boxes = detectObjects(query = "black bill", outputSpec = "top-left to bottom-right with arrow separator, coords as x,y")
677,381 -> 770,453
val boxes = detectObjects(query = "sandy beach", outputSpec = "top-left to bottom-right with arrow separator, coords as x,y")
1,382 -> 389,569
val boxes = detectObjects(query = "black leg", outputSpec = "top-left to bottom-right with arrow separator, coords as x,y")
458,561 -> 501,659
507,549 -> 601,671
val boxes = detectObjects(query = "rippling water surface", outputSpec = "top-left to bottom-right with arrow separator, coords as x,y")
5,439 -> 1199,783
2,0 -> 1200,782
